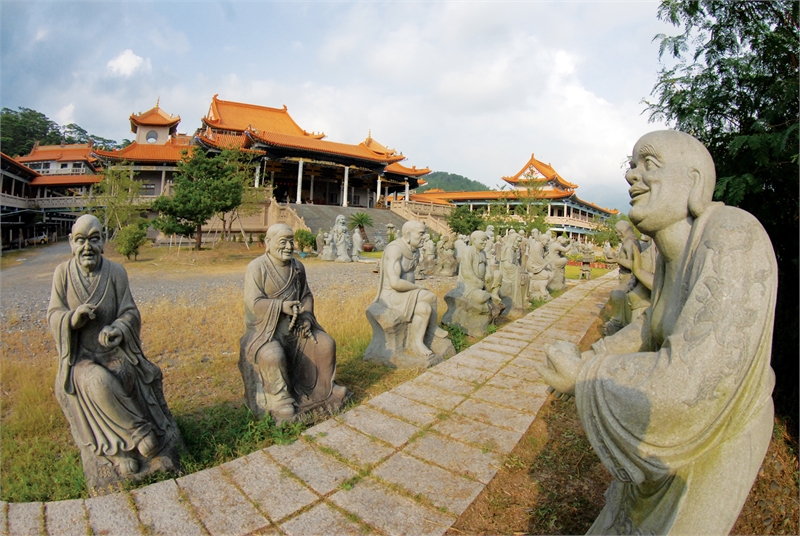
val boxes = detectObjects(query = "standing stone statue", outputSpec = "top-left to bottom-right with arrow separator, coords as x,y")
320,232 -> 335,261
373,232 -> 386,252
47,215 -> 182,494
315,227 -> 325,254
239,224 -> 349,423
434,233 -> 459,276
351,228 -> 363,261
365,221 -> 455,368
536,130 -> 777,535
420,233 -> 437,275
499,232 -> 527,316
443,230 -> 505,336
603,220 -> 642,335
331,215 -> 351,263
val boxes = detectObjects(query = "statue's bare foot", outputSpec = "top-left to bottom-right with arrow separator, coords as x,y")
411,342 -> 435,358
112,456 -> 139,476
271,401 -> 296,425
137,431 -> 160,458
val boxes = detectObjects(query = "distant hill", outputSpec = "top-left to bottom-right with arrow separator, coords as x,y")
416,171 -> 490,193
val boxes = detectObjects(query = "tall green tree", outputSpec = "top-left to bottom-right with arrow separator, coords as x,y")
446,205 -> 484,235
0,107 -> 62,156
151,148 -> 244,250
87,164 -> 145,241
646,0 -> 799,429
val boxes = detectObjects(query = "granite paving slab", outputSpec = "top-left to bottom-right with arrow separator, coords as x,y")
8,273 -> 617,536
177,466 -> 269,536
221,450 -> 318,522
131,479 -> 205,536
329,479 -> 455,536
373,453 -> 484,515
266,440 -> 356,495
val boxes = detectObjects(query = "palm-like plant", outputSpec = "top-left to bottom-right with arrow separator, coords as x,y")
348,212 -> 374,243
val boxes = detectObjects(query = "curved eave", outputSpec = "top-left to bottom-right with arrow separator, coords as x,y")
93,145 -> 190,164
384,162 -> 431,177
571,194 -> 618,215
246,130 -> 404,167
2,153 -> 40,180
203,95 -> 326,139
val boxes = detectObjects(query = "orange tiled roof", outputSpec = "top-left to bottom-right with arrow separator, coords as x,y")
385,162 -> 431,177
195,128 -> 265,155
410,189 -> 617,214
15,143 -> 100,165
94,135 -> 193,163
246,129 -> 405,165
203,95 -> 325,139
502,153 -> 578,190
30,174 -> 103,186
130,104 -> 180,131
573,195 -> 619,215
2,152 -> 41,178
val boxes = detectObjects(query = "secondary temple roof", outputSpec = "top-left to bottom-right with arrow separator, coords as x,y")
502,153 -> 579,190
202,95 -> 325,139
15,143 -> 101,169
129,104 -> 181,132
94,134 -> 193,163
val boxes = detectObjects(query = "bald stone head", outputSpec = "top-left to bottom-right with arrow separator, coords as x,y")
70,214 -> 105,273
265,223 -> 295,265
470,230 -> 488,252
626,130 -> 716,235
402,220 -> 426,249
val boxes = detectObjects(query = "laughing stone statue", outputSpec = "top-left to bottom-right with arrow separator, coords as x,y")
536,131 -> 777,535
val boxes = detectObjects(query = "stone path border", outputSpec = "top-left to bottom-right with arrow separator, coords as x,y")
1,273 -> 618,536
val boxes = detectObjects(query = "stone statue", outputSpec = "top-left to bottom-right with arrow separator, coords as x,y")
545,235 -> 571,291
443,230 -> 504,336
420,233 -> 437,275
315,228 -> 325,254
603,240 -> 618,263
603,220 -> 642,335
47,215 -> 182,493
320,232 -> 335,261
365,221 -> 455,368
626,234 -> 657,325
332,215 -> 351,263
351,228 -> 363,261
373,232 -> 386,252
526,232 -> 554,300
239,224 -> 349,423
434,233 -> 459,276
499,232 -> 527,316
484,225 -> 496,264
536,130 -> 777,535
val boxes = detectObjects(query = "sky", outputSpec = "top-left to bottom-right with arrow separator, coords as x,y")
1,1 -> 678,212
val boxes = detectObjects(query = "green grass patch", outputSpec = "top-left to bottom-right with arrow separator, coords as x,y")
359,250 -> 383,258
565,265 -> 610,280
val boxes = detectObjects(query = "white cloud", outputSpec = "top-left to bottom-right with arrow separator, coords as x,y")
56,103 -> 75,125
106,49 -> 151,77
34,28 -> 48,42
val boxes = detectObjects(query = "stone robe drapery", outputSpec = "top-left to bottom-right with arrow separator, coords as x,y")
577,204 -> 776,535
240,254 -> 335,409
48,258 -> 169,458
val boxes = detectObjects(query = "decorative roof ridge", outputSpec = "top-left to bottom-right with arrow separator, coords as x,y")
501,152 -> 578,189
2,152 -> 41,177
203,95 -> 326,139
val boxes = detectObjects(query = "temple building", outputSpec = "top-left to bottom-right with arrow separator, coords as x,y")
407,153 -> 617,240
93,102 -> 193,198
196,95 -> 430,207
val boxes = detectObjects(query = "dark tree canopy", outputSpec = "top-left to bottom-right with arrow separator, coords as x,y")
646,0 -> 799,433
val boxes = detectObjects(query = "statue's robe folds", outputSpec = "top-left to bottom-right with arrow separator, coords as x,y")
240,254 -> 337,413
48,259 -> 173,459
578,204 -> 776,535
457,246 -> 491,306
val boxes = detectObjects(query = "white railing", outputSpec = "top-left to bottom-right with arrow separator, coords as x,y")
389,199 -> 451,235
545,216 -> 598,230
0,193 -> 29,209
390,199 -> 453,218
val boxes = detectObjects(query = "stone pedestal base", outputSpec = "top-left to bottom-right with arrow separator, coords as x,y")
442,283 -> 503,337
364,301 -> 455,368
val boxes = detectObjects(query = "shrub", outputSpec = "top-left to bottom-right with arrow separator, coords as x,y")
294,229 -> 315,252
115,222 -> 149,261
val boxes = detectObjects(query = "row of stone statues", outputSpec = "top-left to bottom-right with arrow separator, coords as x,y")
48,132 -> 775,534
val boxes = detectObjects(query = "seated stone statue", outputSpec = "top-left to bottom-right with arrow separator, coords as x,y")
443,230 -> 504,336
365,221 -> 454,368
536,130 -> 776,535
48,215 -> 182,493
239,224 -> 349,423
373,233 -> 386,252
545,235 -> 571,291
603,220 -> 641,335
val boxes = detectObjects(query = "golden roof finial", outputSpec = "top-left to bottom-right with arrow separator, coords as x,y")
156,96 -> 160,108
368,129 -> 372,140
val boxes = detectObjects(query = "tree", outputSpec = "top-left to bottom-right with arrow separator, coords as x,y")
446,205 -> 483,235
88,164 -> 145,241
646,0 -> 799,431
0,107 -> 62,156
416,171 -> 491,193
151,148 -> 243,250
588,213 -> 638,247
115,220 -> 149,261
347,212 -> 374,242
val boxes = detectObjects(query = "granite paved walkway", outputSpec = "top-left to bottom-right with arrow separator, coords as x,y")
1,273 -> 618,536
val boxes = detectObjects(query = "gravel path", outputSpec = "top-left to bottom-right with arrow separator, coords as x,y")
1,243 -> 455,331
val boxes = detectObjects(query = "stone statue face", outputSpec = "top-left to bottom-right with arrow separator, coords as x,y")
405,225 -> 426,249
267,228 -> 295,265
70,215 -> 104,273
472,233 -> 488,252
335,215 -> 346,226
626,131 -> 694,235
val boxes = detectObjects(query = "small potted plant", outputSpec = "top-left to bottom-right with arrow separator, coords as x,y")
293,229 -> 315,258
